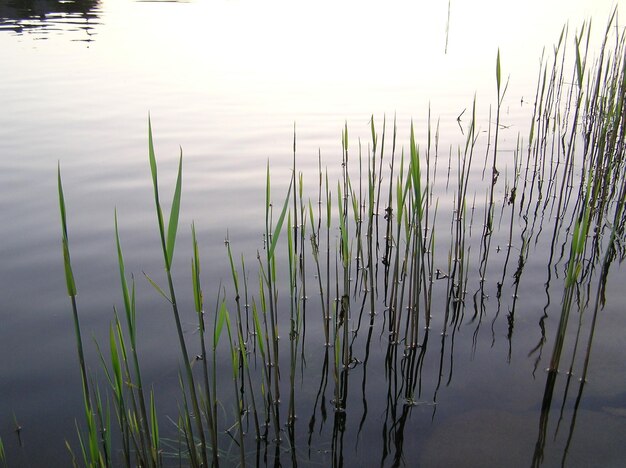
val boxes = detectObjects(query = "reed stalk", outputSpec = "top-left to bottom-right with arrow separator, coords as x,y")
147,118 -> 208,466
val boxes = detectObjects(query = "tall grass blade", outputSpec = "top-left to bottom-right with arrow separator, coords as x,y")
142,272 -> 172,303
269,175 -> 294,259
496,48 -> 502,95
58,164 -> 76,297
146,118 -> 207,466
166,153 -> 183,268
149,392 -> 160,464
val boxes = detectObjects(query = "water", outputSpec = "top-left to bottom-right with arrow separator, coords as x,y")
1,1 -> 625,466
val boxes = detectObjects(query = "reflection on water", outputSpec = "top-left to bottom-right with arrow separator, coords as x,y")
0,0 -> 101,41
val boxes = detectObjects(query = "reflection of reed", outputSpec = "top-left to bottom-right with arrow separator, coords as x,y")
0,0 -> 101,41
0,0 -> 99,19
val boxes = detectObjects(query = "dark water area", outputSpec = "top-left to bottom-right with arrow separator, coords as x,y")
0,0 -> 101,40
1,1 -> 625,466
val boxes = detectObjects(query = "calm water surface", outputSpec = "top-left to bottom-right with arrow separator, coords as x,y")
1,0 -> 625,466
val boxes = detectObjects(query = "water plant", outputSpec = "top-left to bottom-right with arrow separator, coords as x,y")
48,11 -> 626,467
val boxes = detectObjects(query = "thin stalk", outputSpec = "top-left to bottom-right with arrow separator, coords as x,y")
147,119 -> 207,466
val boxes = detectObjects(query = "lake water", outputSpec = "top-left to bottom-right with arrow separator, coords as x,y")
1,0 -> 625,466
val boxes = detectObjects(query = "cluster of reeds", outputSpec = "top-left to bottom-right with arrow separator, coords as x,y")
531,11 -> 626,467
48,11 -> 626,468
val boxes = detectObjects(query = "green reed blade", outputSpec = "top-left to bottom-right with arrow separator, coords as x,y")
74,420 -> 88,467
58,163 -> 97,461
268,176 -> 294,259
288,211 -> 294,270
0,437 -> 6,467
114,210 -> 133,335
337,182 -> 349,267
94,338 -> 114,391
266,160 -> 271,213
95,387 -> 111,466
308,200 -> 315,238
149,392 -> 159,461
57,164 -> 69,243
565,222 -> 582,283
224,314 -> 236,378
370,115 -> 377,149
410,122 -> 422,210
496,48 -> 502,95
112,218 -> 153,467
65,440 -> 79,467
215,300 -> 227,346
148,117 -> 175,273
109,325 -> 124,400
58,164 -> 76,297
84,399 -> 100,466
148,117 -> 158,197
166,152 -> 183,268
191,223 -> 202,314
226,237 -> 239,298
326,170 -> 331,229
252,300 -> 266,356
143,272 -> 172,304
61,240 -> 76,298
575,39 -> 584,89
578,211 -> 590,255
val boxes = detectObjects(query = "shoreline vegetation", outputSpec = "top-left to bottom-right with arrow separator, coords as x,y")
10,10 -> 621,467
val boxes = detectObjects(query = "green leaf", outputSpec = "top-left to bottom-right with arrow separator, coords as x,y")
62,239 -> 77,297
409,122 -> 422,209
166,153 -> 183,267
252,301 -> 265,356
114,210 -> 133,331
287,211 -> 294,271
143,272 -> 172,303
266,161 -> 271,215
109,325 -> 123,396
308,200 -> 315,235
147,117 -> 170,272
226,236 -> 239,296
57,164 -> 77,297
575,41 -> 583,88
337,182 -> 349,267
148,117 -> 158,193
150,391 -> 159,456
370,115 -> 377,148
496,48 -> 502,94
191,222 -> 203,314
326,170 -> 331,229
268,176 -> 294,259
215,301 -> 228,346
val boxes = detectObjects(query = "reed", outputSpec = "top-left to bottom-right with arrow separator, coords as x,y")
49,11 -> 626,467
146,119 -> 209,467
192,224 -> 220,466
58,165 -> 109,467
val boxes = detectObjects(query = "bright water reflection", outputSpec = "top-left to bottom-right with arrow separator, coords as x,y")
0,0 -> 625,466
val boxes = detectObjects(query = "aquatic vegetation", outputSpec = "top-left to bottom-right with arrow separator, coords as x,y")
0,437 -> 6,468
49,11 -> 626,468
